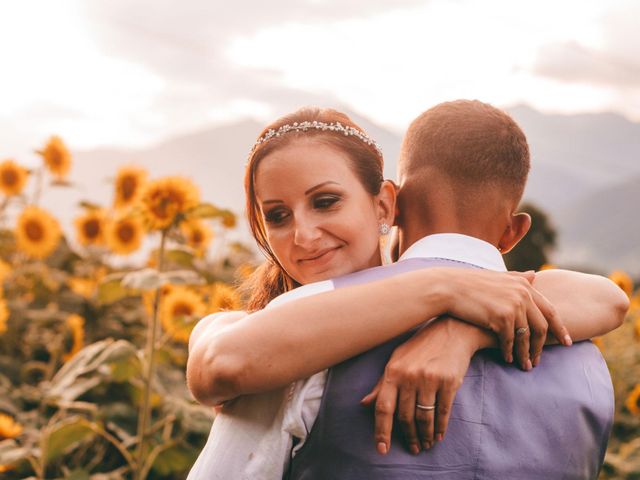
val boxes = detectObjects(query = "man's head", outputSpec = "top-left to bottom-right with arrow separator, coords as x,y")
397,100 -> 532,253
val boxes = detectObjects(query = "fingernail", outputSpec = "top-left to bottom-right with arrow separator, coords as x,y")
507,354 -> 513,364
533,355 -> 540,367
564,334 -> 573,346
377,442 -> 387,455
410,444 -> 420,455
436,433 -> 443,442
526,359 -> 532,371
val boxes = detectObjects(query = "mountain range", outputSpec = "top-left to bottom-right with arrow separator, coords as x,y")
37,105 -> 640,275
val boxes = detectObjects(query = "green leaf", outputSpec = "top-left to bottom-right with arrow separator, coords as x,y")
159,270 -> 204,286
60,469 -> 91,480
165,248 -> 195,268
151,444 -> 198,476
47,340 -> 139,402
97,274 -> 135,305
121,268 -> 162,291
186,203 -> 220,219
45,417 -> 95,463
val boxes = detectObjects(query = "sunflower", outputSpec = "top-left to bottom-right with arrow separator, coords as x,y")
62,314 -> 85,361
40,135 -> 72,179
0,159 -> 28,197
626,384 -> 640,415
207,282 -> 241,313
591,336 -> 604,352
15,206 -> 61,259
0,298 -> 8,334
0,413 -> 22,439
105,216 -> 145,255
608,270 -> 633,297
113,166 -> 148,210
181,219 -> 213,254
160,286 -> 206,343
74,209 -> 106,246
139,176 -> 200,230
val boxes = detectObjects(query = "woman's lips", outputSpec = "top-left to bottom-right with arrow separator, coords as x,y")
298,246 -> 341,266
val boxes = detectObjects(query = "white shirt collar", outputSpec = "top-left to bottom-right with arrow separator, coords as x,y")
399,233 -> 507,272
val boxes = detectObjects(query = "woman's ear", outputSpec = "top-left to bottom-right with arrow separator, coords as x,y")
376,180 -> 397,227
498,212 -> 531,254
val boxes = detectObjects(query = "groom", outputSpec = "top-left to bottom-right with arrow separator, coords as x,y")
285,100 -> 615,479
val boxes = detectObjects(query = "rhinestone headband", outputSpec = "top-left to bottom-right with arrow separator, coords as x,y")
249,120 -> 383,158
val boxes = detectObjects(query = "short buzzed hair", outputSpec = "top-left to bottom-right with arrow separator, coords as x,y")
399,100 -> 530,199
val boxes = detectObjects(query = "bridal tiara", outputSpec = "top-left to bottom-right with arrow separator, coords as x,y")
249,121 -> 383,158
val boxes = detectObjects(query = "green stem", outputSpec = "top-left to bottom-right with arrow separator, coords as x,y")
134,229 -> 167,480
32,165 -> 44,206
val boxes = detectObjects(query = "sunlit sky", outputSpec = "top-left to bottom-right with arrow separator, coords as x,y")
1,0 -> 638,163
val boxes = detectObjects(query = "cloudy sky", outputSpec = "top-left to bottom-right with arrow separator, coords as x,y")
1,0 -> 638,162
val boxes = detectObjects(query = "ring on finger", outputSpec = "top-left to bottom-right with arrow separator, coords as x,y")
416,403 -> 436,411
515,326 -> 529,337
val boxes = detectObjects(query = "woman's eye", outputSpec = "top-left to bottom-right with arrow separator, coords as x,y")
314,196 -> 340,209
264,209 -> 289,225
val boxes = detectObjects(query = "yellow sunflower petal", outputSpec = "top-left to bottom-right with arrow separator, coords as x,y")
40,135 -> 72,179
139,176 -> 200,230
0,258 -> 11,284
0,159 -> 29,197
105,216 -> 145,255
63,314 -> 85,361
207,282 -> 241,313
113,165 -> 148,210
625,384 -> 640,415
0,413 -> 23,439
608,270 -> 634,297
0,298 -> 9,334
15,206 -> 61,259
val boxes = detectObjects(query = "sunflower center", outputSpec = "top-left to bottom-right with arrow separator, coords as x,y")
83,219 -> 101,239
1,168 -> 18,186
121,175 -> 137,201
117,223 -> 135,242
48,149 -> 63,167
173,303 -> 193,317
25,220 -> 44,241
192,230 -> 203,244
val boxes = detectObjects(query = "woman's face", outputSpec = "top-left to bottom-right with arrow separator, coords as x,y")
254,138 -> 388,285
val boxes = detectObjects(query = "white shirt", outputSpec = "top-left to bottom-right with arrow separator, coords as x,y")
187,234 -> 505,479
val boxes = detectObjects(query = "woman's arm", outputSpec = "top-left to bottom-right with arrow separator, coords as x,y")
187,267 -> 560,405
532,269 -> 628,345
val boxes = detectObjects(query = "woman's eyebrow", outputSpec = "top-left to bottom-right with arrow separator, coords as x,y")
305,181 -> 340,195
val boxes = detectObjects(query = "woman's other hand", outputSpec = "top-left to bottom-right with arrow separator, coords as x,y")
434,268 -> 572,370
360,317 -> 492,455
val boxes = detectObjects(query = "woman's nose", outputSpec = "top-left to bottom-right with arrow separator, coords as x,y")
293,217 -> 322,247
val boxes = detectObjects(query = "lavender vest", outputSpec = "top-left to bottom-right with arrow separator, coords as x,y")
288,258 -> 614,480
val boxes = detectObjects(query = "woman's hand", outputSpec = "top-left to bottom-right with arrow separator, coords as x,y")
436,269 -> 572,369
360,317 -> 493,455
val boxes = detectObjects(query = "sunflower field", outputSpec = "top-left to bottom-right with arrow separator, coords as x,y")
0,138 -> 253,479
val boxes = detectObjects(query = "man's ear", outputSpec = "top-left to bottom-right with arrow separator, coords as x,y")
376,180 -> 397,227
498,212 -> 531,254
